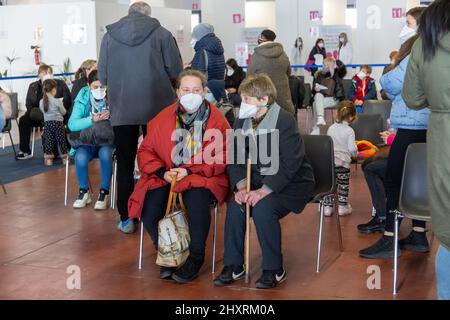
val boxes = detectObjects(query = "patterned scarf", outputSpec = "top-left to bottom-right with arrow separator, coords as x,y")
173,101 -> 210,166
90,93 -> 108,115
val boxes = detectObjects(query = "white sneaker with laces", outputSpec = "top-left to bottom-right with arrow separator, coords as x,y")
324,206 -> 334,217
316,117 -> 326,126
94,189 -> 109,210
73,190 -> 92,209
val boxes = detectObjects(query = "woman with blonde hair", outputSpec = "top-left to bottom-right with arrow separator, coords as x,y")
71,59 -> 97,101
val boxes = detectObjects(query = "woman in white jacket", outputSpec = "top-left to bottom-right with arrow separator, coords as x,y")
291,37 -> 304,76
338,33 -> 353,65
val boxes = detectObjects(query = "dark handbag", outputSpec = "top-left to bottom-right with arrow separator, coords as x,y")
68,120 -> 115,148
29,107 -> 44,123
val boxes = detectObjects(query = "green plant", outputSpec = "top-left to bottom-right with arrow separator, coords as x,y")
57,57 -> 72,85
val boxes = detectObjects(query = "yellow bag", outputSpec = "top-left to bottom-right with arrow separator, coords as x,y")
156,178 -> 190,268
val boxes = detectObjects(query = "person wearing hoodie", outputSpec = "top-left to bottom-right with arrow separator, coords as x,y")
402,0 -> 450,300
247,29 -> 295,115
98,1 -> 183,234
191,23 -> 226,81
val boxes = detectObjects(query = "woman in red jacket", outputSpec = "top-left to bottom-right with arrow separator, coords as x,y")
128,70 -> 230,284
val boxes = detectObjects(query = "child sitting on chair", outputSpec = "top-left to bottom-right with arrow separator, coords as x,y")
348,65 -> 377,113
324,100 -> 358,217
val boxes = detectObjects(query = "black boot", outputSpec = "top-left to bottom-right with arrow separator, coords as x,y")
399,231 -> 430,253
171,255 -> 204,284
357,217 -> 386,234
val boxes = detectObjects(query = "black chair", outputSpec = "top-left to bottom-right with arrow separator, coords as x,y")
303,134 -> 343,273
1,119 -> 18,158
350,114 -> 384,146
393,143 -> 431,295
362,100 -> 392,130
342,79 -> 353,99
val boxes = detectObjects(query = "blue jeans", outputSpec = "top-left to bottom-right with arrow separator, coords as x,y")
436,245 -> 450,300
75,145 -> 114,191
0,106 -> 5,132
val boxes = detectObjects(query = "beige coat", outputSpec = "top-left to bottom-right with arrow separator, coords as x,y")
0,90 -> 12,119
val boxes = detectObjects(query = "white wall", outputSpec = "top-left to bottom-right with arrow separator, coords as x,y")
0,2 -> 97,109
245,1 -> 276,31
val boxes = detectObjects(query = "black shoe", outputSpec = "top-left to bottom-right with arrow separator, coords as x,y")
160,266 -> 177,279
213,265 -> 245,287
16,152 -> 33,160
399,231 -> 430,253
357,217 -> 386,234
255,268 -> 287,289
171,256 -> 204,284
359,235 -> 400,259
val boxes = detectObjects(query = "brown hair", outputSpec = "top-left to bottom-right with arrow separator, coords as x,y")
75,59 -> 97,79
38,64 -> 53,75
336,100 -> 357,123
406,6 -> 426,24
42,79 -> 57,113
176,69 -> 207,89
360,64 -> 372,74
338,32 -> 349,49
238,74 -> 277,105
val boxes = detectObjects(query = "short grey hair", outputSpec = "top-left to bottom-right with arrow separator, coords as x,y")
129,2 -> 152,16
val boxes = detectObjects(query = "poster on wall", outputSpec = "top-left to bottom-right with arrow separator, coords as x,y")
242,27 -> 265,55
235,42 -> 248,67
63,24 -> 87,45
318,25 -> 352,59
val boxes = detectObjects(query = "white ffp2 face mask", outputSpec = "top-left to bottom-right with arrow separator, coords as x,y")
239,102 -> 258,119
399,25 -> 416,44
357,71 -> 366,80
180,93 -> 203,114
91,88 -> 106,100
226,68 -> 235,77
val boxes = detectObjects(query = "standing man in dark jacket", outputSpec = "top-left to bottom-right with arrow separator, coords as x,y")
17,64 -> 72,160
191,23 -> 225,81
98,1 -> 183,234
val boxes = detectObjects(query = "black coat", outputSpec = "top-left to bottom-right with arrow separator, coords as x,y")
71,77 -> 87,103
225,68 -> 246,91
227,104 -> 315,213
25,79 -> 72,122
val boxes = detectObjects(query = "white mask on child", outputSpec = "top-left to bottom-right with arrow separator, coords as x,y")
357,71 -> 366,80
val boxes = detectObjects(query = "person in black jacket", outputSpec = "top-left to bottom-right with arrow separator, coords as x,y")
306,38 -> 326,74
71,59 -> 97,102
214,74 -> 315,289
17,64 -> 72,160
225,58 -> 246,107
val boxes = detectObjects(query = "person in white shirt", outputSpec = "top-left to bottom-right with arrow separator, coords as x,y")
291,37 -> 304,76
338,33 -> 353,66
324,101 -> 358,216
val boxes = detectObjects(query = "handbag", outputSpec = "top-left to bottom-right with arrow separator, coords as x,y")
305,58 -> 315,73
156,177 -> 191,268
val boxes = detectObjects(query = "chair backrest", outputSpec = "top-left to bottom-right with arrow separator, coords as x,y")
350,114 -> 384,146
399,143 -> 430,220
342,79 -> 353,98
302,134 -> 336,201
7,92 -> 19,120
362,100 -> 392,130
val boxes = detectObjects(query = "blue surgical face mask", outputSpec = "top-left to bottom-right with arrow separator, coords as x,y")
339,37 -> 345,43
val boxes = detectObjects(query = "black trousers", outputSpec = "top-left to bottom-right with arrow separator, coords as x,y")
362,158 -> 388,219
384,128 -> 427,232
141,186 -> 214,259
223,194 -> 290,271
113,125 -> 147,221
18,112 -> 43,154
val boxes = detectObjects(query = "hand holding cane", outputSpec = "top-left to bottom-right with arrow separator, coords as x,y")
245,158 -> 251,284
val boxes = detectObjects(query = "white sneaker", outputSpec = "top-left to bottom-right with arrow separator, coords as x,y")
73,190 -> 92,209
316,117 -> 326,126
311,126 -> 320,135
94,189 -> 109,210
324,206 -> 334,217
338,204 -> 353,216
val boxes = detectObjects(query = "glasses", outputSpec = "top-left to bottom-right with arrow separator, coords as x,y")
180,87 -> 203,95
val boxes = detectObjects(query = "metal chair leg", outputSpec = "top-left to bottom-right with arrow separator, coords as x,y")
64,157 -> 69,206
112,159 -> 117,210
110,159 -> 116,209
316,200 -> 325,273
212,202 -> 218,274
393,211 -> 400,295
7,130 -> 17,159
139,220 -> 144,270
2,133 -> 5,149
31,127 -> 35,157
333,193 -> 344,252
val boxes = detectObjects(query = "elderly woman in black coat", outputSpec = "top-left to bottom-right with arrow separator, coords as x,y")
214,74 -> 315,289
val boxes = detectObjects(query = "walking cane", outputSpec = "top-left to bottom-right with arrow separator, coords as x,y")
245,158 -> 251,284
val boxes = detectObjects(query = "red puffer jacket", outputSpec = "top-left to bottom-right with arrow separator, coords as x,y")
128,101 -> 231,218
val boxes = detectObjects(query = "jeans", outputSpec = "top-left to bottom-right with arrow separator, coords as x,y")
436,245 -> 450,300
0,106 -> 5,132
75,145 -> 114,191
362,158 -> 387,219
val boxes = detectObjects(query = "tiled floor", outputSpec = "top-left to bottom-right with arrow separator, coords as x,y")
0,160 -> 437,300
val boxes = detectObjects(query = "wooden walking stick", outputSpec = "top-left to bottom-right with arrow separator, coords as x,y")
245,158 -> 251,284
